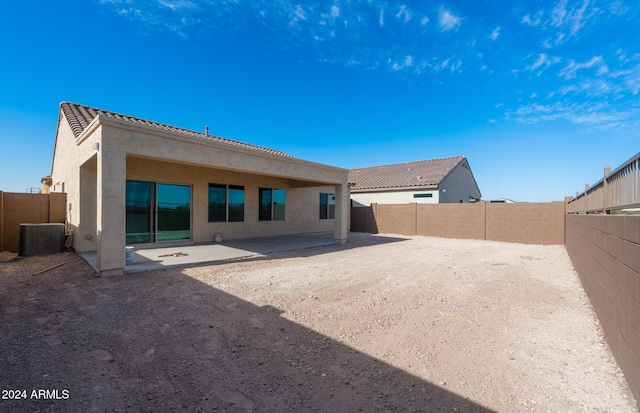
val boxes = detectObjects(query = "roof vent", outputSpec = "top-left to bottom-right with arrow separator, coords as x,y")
205,125 -> 209,136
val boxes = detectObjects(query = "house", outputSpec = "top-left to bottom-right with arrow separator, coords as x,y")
47,102 -> 350,276
349,156 -> 481,206
489,198 -> 516,203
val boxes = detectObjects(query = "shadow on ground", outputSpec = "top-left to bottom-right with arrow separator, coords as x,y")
0,239 -> 493,412
199,233 -> 412,269
82,232 -> 410,274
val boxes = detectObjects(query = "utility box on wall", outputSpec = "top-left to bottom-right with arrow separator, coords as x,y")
19,223 -> 65,256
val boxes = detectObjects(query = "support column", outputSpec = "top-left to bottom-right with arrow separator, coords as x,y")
96,140 -> 126,276
77,157 -> 97,253
334,183 -> 349,244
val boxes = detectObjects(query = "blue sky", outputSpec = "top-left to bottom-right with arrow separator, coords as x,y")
1,0 -> 638,201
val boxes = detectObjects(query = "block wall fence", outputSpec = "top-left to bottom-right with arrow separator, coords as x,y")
565,215 -> 640,402
351,201 -> 566,245
0,191 -> 67,253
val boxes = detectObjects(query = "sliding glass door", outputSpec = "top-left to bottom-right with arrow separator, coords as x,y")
126,181 -> 155,244
126,181 -> 191,244
157,183 -> 191,242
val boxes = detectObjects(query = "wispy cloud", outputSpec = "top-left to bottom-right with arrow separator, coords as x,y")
330,5 -> 340,18
98,0 -> 640,133
391,55 -> 414,71
405,55 -> 413,67
609,0 -> 630,16
396,5 -> 411,23
521,11 -> 543,27
438,7 -> 461,31
158,0 -> 195,11
526,53 -> 561,72
512,0 -> 640,132
489,26 -> 500,41
98,0 -> 479,78
559,56 -> 605,79
511,101 -> 639,131
289,4 -> 308,27
550,0 -> 569,28
431,58 -> 462,73
623,65 -> 640,94
512,60 -> 640,131
521,0 -> 599,49
569,0 -> 590,36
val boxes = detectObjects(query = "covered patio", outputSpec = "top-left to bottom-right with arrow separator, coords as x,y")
81,233 -> 337,274
49,103 -> 350,276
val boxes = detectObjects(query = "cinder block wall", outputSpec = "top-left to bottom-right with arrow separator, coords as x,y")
0,192 -> 67,253
565,215 -> 640,402
352,202 -> 565,245
417,203 -> 485,240
350,205 -> 378,234
486,201 -> 566,244
375,203 -> 417,236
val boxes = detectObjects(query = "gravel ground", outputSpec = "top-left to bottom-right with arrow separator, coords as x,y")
0,232 -> 637,412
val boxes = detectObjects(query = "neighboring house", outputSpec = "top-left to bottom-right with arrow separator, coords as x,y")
349,156 -> 481,206
47,102 -> 349,276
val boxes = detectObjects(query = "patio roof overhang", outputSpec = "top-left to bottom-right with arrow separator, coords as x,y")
80,115 -> 348,187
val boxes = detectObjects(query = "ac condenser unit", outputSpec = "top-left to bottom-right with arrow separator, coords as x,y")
19,223 -> 65,256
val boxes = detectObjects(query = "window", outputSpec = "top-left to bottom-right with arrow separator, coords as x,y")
413,193 -> 433,198
259,188 -> 285,221
319,193 -> 335,219
208,184 -> 226,222
208,184 -> 244,222
228,185 -> 245,222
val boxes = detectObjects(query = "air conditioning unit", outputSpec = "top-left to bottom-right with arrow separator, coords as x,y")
19,224 -> 65,256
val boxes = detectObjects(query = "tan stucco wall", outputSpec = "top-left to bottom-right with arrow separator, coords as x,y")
50,120 -> 102,253
126,157 -> 336,243
102,116 -> 347,185
351,189 -> 439,206
77,157 -> 97,252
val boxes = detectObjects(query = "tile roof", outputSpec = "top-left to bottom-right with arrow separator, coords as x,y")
60,102 -> 294,158
348,156 -> 466,191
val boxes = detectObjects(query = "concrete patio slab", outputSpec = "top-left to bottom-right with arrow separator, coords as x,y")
81,234 -> 337,274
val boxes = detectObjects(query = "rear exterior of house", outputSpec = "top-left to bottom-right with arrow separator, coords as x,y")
349,156 -> 481,206
48,103 -> 350,275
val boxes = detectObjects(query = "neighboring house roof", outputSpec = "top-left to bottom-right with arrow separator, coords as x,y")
59,102 -> 294,158
349,156 -> 467,191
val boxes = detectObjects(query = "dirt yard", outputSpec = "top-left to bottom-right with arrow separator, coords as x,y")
0,232 -> 637,412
